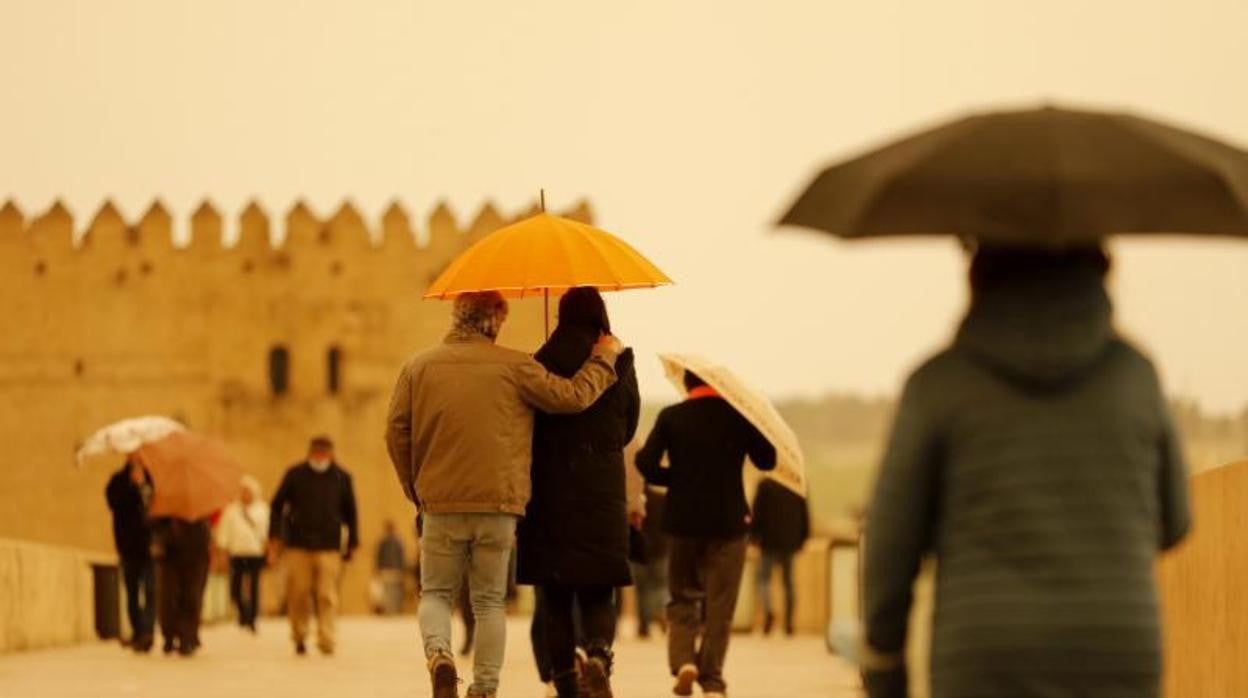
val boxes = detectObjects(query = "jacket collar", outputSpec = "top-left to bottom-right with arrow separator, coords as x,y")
687,385 -> 722,401
444,329 -> 496,346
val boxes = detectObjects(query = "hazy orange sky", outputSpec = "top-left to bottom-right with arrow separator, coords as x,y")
2,0 -> 1246,411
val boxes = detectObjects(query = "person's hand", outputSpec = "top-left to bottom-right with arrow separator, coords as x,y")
266,540 -> 283,567
596,333 -> 623,355
629,510 -> 645,531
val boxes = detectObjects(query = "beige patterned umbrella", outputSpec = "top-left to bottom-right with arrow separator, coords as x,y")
659,353 -> 807,497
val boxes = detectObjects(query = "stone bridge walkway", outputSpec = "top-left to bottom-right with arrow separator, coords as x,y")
0,617 -> 862,697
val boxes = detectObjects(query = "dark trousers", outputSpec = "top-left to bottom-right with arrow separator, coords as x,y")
756,549 -> 796,632
229,556 -> 265,628
121,555 -> 156,642
531,587 -> 584,683
157,520 -> 211,650
667,535 -> 748,693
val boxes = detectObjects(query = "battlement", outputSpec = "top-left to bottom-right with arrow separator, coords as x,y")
0,196 -> 595,255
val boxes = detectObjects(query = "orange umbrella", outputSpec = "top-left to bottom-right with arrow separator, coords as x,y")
137,430 -> 244,521
424,207 -> 672,331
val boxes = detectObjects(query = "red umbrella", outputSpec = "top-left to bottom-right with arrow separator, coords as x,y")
137,430 -> 244,521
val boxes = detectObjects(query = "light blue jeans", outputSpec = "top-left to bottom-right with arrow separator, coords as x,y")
419,512 -> 517,695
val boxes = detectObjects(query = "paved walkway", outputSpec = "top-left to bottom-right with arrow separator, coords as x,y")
0,617 -> 862,697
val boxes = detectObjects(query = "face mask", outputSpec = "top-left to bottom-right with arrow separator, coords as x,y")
308,458 -> 331,472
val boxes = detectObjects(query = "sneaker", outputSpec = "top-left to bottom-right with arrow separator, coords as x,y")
582,656 -> 613,698
429,652 -> 460,698
672,664 -> 698,696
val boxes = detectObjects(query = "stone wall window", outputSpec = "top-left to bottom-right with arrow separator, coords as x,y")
268,345 -> 290,397
327,346 -> 342,395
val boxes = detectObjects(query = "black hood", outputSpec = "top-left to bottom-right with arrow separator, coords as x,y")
954,261 -> 1114,392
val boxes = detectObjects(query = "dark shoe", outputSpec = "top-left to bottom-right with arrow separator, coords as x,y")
553,669 -> 581,698
319,644 -> 335,657
162,637 -> 177,655
295,641 -> 307,656
582,656 -> 613,698
762,611 -> 775,636
177,642 -> 199,657
429,651 -> 459,698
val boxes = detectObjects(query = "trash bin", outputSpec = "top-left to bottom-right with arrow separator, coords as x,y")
91,563 -> 121,640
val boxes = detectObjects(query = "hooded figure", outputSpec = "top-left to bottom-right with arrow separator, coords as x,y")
861,247 -> 1192,698
216,475 -> 269,631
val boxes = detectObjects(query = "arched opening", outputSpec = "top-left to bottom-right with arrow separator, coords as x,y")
268,345 -> 290,397
327,346 -> 342,395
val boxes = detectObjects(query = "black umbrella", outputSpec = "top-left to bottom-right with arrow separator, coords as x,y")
780,106 -> 1248,247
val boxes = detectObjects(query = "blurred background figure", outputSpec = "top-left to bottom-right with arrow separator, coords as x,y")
750,477 -> 810,637
630,484 -> 669,640
861,247 -> 1192,698
517,287 -> 641,698
374,520 -> 407,615
216,475 -> 270,632
268,435 -> 360,657
105,454 -> 156,653
152,514 -> 212,657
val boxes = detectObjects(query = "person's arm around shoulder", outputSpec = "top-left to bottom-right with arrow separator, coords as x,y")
635,408 -> 673,487
385,359 -> 419,503
516,334 -> 622,414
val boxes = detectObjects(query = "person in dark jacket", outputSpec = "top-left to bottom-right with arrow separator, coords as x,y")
750,477 -> 809,637
517,287 -> 641,698
151,514 -> 212,656
862,247 -> 1192,698
105,456 -> 156,653
636,372 -> 777,698
268,435 -> 360,656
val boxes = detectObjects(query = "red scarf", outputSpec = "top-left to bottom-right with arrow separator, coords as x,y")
686,385 -> 721,401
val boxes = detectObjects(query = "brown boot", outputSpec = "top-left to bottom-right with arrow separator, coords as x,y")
428,651 -> 460,698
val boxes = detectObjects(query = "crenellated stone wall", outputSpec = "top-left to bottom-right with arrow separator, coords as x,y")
0,196 -> 593,614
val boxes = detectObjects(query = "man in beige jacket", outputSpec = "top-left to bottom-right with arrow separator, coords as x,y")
386,291 -> 621,698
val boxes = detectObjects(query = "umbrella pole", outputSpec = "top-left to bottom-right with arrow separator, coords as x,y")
544,288 -> 550,339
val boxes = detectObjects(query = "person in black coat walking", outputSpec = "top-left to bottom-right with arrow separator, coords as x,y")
750,478 -> 809,636
517,287 -> 640,698
636,371 -> 777,697
105,457 -> 156,653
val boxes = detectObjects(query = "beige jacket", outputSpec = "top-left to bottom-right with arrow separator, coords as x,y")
385,333 -> 618,516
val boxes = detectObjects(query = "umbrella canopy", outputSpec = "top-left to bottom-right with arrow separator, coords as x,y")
138,430 -> 244,521
77,417 -> 244,521
76,415 -> 185,463
659,353 -> 807,497
780,105 -> 1248,247
424,213 -> 673,300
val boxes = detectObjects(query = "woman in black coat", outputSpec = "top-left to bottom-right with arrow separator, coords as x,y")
517,287 -> 640,698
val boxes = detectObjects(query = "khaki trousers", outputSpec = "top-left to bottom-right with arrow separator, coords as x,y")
285,548 -> 342,651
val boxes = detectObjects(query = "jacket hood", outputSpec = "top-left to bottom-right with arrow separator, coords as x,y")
954,261 -> 1114,392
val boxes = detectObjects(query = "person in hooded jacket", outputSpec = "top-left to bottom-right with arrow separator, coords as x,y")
861,247 -> 1192,698
517,287 -> 641,698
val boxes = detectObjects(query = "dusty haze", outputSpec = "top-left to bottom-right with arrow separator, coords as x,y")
1,0 -> 1245,411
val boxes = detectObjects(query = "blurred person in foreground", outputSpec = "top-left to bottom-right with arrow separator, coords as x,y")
268,435 -> 360,657
749,477 -> 809,637
636,371 -> 777,698
106,454 -> 156,653
517,287 -> 641,698
861,247 -> 1191,698
386,290 -> 622,698
216,475 -> 270,632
